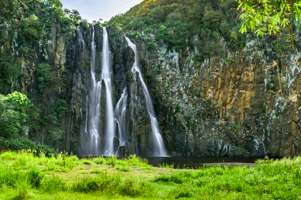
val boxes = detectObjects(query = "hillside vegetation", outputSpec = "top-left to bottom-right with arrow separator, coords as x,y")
0,0 -> 85,151
109,0 -> 246,61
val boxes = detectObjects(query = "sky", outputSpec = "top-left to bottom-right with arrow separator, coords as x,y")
61,0 -> 144,22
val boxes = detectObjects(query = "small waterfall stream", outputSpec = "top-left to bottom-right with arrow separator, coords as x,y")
87,25 -> 101,156
125,37 -> 168,157
101,27 -> 115,155
115,88 -> 128,146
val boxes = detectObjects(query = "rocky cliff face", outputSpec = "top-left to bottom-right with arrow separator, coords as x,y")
131,34 -> 301,157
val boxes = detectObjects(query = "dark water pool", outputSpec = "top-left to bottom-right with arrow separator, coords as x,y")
143,157 -> 260,168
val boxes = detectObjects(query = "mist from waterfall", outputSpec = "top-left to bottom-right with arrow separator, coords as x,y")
125,36 -> 168,157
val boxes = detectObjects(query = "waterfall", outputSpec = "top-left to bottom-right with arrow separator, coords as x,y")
80,26 -> 168,157
115,88 -> 128,146
125,37 -> 168,157
102,27 -> 115,155
86,25 -> 101,156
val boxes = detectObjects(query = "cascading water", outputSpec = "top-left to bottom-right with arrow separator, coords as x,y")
83,26 -> 115,156
102,27 -> 115,155
115,88 -> 128,146
125,37 -> 168,157
80,26 -> 168,157
86,25 -> 101,156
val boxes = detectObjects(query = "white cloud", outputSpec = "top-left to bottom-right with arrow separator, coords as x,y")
62,0 -> 144,22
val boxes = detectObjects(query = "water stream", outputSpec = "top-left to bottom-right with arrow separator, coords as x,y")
125,37 -> 168,157
86,25 -> 101,156
80,27 -> 167,157
101,27 -> 115,155
115,88 -> 128,146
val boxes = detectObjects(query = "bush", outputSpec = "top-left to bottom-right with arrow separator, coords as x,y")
0,137 -> 10,150
81,159 -> 93,165
147,42 -> 154,51
40,176 -> 68,193
0,56 -> 19,95
72,171 -> 121,193
0,165 -> 43,188
21,14 -> 43,41
93,157 -> 106,164
0,137 -> 55,153
119,178 -> 153,197
0,92 -> 40,139
36,63 -> 53,92
27,166 -> 44,187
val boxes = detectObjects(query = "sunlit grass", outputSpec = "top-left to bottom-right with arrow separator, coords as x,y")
0,151 -> 300,199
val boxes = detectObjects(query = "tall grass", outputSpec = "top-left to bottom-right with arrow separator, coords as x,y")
93,155 -> 150,168
0,165 -> 43,189
1,151 -> 301,199
72,171 -> 154,197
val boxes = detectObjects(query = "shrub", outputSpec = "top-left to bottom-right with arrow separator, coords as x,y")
21,14 -> 43,41
0,137 -> 10,150
0,56 -> 19,95
72,171 -> 121,193
147,42 -> 154,51
117,165 -> 131,172
40,176 -> 68,193
123,155 -> 150,167
81,159 -> 93,165
27,166 -> 44,187
153,173 -> 184,184
15,178 -> 31,199
93,157 -> 106,164
0,165 -> 43,188
36,63 -> 53,92
0,92 -> 40,139
7,137 -> 55,154
119,178 -> 153,197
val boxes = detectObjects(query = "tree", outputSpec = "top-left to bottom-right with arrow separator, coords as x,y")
236,0 -> 301,97
21,14 -> 43,41
36,63 -> 53,92
237,0 -> 301,36
0,92 -> 39,139
0,56 -> 20,95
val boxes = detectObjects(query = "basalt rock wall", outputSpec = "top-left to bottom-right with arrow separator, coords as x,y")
131,35 -> 301,157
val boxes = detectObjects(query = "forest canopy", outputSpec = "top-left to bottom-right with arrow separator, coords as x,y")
109,0 -> 245,55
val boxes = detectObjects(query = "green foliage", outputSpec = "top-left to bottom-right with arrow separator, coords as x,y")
0,56 -> 20,95
40,176 -> 68,193
54,99 -> 68,120
0,136 -> 55,153
1,151 -> 301,199
109,0 -> 244,52
0,0 -> 19,20
21,14 -> 43,41
41,99 -> 68,145
72,171 -> 120,193
36,63 -> 53,92
0,92 -> 40,139
174,104 -> 180,114
0,164 -> 44,189
236,0 -> 301,36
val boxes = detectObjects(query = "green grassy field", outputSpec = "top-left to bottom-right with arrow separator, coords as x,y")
0,151 -> 300,200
